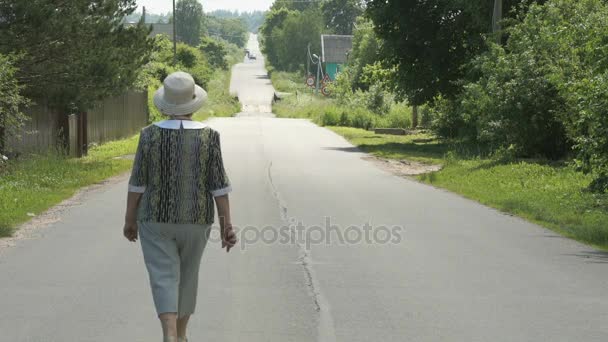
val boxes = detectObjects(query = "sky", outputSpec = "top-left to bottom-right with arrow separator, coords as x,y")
137,0 -> 274,14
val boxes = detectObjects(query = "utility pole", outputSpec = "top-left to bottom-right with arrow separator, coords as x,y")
492,0 -> 503,43
307,43 -> 311,77
313,54 -> 320,94
173,0 -> 177,65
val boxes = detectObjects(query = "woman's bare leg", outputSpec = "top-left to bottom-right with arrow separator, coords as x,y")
177,315 -> 190,339
159,313 -> 178,341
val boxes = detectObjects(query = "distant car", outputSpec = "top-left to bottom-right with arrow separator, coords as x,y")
248,53 -> 257,60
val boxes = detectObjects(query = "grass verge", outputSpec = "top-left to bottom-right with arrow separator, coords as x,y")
329,127 -> 608,249
193,66 -> 241,121
0,136 -> 139,237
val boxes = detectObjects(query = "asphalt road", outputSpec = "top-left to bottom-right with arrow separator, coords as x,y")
1,34 -> 607,342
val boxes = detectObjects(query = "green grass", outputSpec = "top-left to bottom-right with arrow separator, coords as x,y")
270,70 -> 310,93
329,126 -> 608,249
193,67 -> 241,121
330,127 -> 445,165
273,91 -> 335,119
0,136 -> 139,237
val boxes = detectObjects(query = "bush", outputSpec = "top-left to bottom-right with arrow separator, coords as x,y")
198,37 -> 228,70
439,0 -> 608,191
0,54 -> 28,154
440,42 -> 569,159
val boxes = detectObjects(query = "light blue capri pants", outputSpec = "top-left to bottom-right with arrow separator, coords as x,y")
138,221 -> 212,318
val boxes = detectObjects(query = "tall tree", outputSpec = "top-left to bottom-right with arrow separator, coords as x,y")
364,0 -> 544,105
271,0 -> 319,12
203,16 -> 248,48
176,0 -> 204,46
321,0 -> 364,35
259,7 -> 294,67
0,0 -> 152,111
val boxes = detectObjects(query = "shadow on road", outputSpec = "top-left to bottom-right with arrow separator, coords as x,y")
565,250 -> 608,264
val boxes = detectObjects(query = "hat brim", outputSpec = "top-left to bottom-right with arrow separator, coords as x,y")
153,85 -> 208,116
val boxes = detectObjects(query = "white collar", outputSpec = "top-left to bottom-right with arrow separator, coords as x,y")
153,120 -> 207,130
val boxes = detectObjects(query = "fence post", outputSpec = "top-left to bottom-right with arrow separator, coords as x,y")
144,88 -> 150,124
80,112 -> 88,156
0,117 -> 5,155
68,114 -> 78,157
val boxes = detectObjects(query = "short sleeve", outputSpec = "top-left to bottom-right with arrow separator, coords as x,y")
207,130 -> 231,197
128,129 -> 148,193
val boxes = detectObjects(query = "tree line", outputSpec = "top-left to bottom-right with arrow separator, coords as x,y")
0,0 -> 248,157
261,0 -> 608,193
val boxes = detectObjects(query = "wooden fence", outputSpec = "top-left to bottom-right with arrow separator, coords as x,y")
87,90 -> 148,145
6,102 -> 66,154
5,90 -> 148,155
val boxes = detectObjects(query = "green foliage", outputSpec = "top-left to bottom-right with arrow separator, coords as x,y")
260,8 -> 295,68
207,10 -> 267,33
528,0 -> 608,192
204,16 -> 249,48
262,8 -> 323,72
0,0 -> 153,111
435,0 -> 608,191
0,55 -> 29,154
321,0 -> 364,35
176,0 -> 204,46
199,37 -> 229,69
271,0 -> 320,12
348,18 -> 385,90
138,36 -> 213,89
193,67 -> 241,121
364,0 -> 546,105
452,43 -> 568,158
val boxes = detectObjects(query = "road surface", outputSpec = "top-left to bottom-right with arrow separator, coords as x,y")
1,34 -> 607,342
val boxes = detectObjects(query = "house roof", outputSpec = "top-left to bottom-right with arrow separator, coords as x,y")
321,35 -> 353,64
150,24 -> 174,39
124,23 -> 174,40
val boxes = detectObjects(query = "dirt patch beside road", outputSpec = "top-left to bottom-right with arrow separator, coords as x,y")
362,155 -> 442,177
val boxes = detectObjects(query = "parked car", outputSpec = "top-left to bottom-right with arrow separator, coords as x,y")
248,53 -> 257,60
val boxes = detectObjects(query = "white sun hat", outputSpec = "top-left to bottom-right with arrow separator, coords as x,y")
153,71 -> 208,116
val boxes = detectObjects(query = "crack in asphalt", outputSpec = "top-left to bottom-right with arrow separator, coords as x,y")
266,160 -> 337,342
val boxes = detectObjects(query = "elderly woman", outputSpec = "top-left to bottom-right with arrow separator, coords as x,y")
123,71 -> 237,342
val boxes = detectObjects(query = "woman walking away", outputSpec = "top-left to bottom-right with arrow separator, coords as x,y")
122,71 -> 237,342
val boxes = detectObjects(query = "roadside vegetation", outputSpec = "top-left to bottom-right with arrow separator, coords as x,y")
333,127 -> 608,249
0,1 -> 249,237
262,0 -> 608,247
0,136 -> 139,237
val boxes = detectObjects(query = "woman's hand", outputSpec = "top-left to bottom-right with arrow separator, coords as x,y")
123,220 -> 138,242
221,224 -> 237,252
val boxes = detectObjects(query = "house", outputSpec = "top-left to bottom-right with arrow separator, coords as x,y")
149,23 -> 174,40
125,22 -> 174,41
321,34 -> 353,81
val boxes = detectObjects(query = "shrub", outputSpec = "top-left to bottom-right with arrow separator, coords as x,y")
198,36 -> 228,70
0,54 -> 28,154
318,106 -> 341,126
442,42 -> 569,158
430,0 -> 608,191
187,62 -> 213,89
